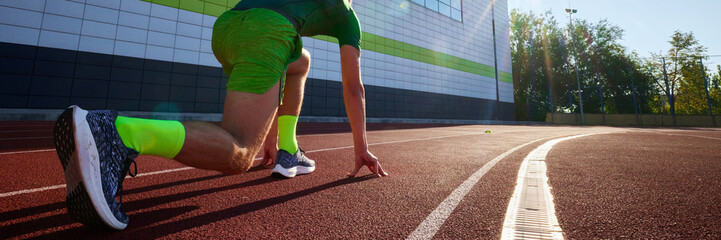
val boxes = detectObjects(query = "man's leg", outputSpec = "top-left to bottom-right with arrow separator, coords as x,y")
261,49 -> 312,165
268,49 -> 315,177
263,48 -> 311,158
172,82 -> 280,174
54,83 -> 279,230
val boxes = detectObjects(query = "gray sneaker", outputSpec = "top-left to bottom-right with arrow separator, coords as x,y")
271,148 -> 316,178
54,105 -> 138,230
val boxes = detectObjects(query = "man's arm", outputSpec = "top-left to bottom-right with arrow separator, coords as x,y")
340,45 -> 388,177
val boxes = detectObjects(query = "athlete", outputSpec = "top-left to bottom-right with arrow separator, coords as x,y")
53,0 -> 387,230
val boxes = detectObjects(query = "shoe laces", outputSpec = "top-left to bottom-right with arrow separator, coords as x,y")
117,159 -> 138,204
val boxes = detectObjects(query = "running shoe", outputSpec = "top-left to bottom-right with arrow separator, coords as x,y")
271,148 -> 316,178
54,105 -> 139,230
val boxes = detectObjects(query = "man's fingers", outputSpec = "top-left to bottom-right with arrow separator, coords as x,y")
377,162 -> 389,176
347,161 -> 363,177
263,154 -> 274,166
373,161 -> 380,177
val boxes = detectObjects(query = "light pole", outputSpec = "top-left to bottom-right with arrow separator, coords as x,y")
491,0 -> 501,121
566,8 -> 585,125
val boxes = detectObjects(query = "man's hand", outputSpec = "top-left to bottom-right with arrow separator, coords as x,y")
347,150 -> 388,178
260,140 -> 278,167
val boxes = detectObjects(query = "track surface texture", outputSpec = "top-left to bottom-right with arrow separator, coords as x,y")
1,121 -> 719,239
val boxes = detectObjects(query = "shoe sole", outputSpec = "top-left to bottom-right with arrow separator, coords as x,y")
54,105 -> 127,230
271,165 -> 316,178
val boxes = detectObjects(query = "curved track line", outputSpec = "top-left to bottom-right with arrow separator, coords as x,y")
500,133 -> 600,240
407,136 -> 555,240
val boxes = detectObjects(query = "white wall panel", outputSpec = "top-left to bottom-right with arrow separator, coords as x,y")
42,14 -> 83,34
81,20 -> 117,39
120,0 -> 150,15
145,45 -> 173,61
147,31 -> 175,48
0,6 -> 43,28
118,11 -> 149,28
114,40 -> 145,58
87,0 -> 120,9
39,30 -> 79,50
45,0 -> 85,18
178,10 -> 203,25
0,0 -> 513,103
0,24 -> 39,45
173,48 -> 198,64
150,4 -> 178,21
149,17 -> 176,34
0,0 -> 46,12
79,35 -> 115,54
116,26 -> 147,43
175,35 -> 200,51
84,5 -> 119,24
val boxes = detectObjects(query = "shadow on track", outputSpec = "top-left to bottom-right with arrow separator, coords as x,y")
0,173 -> 229,222
0,173 -> 231,239
37,175 -> 376,239
27,206 -> 199,240
13,175 -> 281,239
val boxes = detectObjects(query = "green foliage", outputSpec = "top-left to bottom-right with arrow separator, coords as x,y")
676,62 -> 709,114
511,9 -> 718,120
648,31 -> 710,115
510,10 -> 657,121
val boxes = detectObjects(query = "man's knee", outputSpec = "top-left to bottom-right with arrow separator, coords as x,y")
289,49 -> 311,74
300,48 -> 311,67
222,148 -> 254,175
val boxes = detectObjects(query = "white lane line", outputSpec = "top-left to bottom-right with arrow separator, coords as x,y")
0,149 -> 55,155
500,133 -> 598,240
0,184 -> 66,198
1,133 -> 476,198
0,136 -> 52,140
407,137 -> 552,240
306,133 -> 475,153
662,133 -> 721,141
0,130 -> 53,133
0,160 -> 256,199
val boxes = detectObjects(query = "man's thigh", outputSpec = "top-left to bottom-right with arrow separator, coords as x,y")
220,81 -> 281,153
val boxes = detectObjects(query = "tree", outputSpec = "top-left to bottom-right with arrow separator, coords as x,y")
676,61 -> 709,114
510,9 -> 658,121
650,31 -> 707,114
510,10 -> 566,121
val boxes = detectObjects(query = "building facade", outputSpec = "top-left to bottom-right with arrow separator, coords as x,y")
0,0 -> 513,120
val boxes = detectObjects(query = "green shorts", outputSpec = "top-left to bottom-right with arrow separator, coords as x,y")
211,8 -> 302,97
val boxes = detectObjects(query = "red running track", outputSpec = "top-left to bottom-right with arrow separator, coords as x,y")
1,121 -> 720,239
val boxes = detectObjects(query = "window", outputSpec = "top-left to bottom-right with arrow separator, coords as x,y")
411,0 -> 463,22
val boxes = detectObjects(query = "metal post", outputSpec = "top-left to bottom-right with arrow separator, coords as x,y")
630,65 -> 640,125
491,0 -> 501,121
597,58 -> 604,125
599,82 -> 605,125
567,9 -> 585,125
527,32 -> 535,121
662,58 -> 673,113
700,58 -> 716,127
662,57 -> 676,126
548,67 -> 554,123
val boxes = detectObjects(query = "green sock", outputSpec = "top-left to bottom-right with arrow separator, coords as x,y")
115,116 -> 186,159
278,115 -> 299,154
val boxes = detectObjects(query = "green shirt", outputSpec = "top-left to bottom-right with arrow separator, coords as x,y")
233,0 -> 362,50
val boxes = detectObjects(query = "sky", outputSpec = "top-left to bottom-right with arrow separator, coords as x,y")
507,0 -> 721,68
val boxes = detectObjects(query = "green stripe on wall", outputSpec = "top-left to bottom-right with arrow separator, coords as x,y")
144,0 -> 513,83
